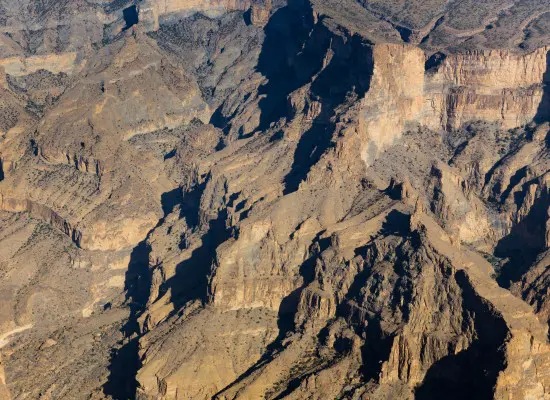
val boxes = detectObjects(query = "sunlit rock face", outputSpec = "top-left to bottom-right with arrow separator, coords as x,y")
358,44 -> 550,165
0,0 -> 548,399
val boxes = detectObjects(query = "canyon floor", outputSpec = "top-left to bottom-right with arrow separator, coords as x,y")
0,0 -> 549,399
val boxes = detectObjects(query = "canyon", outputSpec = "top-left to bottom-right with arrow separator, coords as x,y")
0,0 -> 548,399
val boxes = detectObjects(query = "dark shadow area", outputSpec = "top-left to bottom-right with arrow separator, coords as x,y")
177,182 -> 205,231
243,8 -> 252,26
534,50 -> 550,123
163,149 -> 176,160
283,34 -> 374,193
415,271 -> 508,400
395,24 -> 413,42
494,181 -> 548,288
104,238 -> 152,399
360,317 -> 395,382
253,0 -> 327,133
161,187 -> 184,216
123,240 -> 153,336
499,166 -> 528,204
0,158 -> 4,181
424,51 -> 447,72
104,186 -> 188,399
162,208 -> 231,312
30,139 -> 39,156
211,0 -> 327,134
123,5 -> 139,30
103,338 -> 141,400
380,210 -> 411,236
209,105 -> 240,135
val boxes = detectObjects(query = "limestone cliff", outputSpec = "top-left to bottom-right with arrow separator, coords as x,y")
359,43 -> 550,164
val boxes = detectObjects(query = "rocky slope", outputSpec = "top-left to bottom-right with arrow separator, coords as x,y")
0,0 -> 548,399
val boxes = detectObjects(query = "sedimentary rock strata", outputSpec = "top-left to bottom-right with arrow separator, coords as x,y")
0,0 -> 548,399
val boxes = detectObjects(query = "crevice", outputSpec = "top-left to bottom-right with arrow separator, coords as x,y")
0,158 -> 4,181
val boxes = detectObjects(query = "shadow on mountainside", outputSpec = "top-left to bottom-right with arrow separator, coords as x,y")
211,0 -> 374,193
209,0 -> 324,135
415,271 -> 508,400
254,0 -> 323,133
534,50 -> 550,123
212,232 -> 329,397
494,178 -> 549,289
283,33 -> 374,194
103,238 -> 151,400
104,188 -> 189,399
143,180 -> 233,317
163,208 -> 231,314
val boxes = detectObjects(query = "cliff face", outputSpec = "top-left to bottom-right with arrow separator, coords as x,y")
359,44 -> 425,166
359,43 -> 550,164
424,47 -> 549,130
140,0 -> 271,30
0,53 -> 79,77
0,1 -> 548,399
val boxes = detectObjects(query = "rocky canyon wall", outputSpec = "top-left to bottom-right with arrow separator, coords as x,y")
0,1 -> 548,399
140,0 -> 271,30
359,43 -> 549,164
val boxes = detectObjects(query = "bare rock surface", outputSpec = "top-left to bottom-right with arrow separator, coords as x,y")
0,0 -> 548,399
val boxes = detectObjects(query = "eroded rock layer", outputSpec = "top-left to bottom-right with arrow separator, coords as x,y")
0,0 -> 548,399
